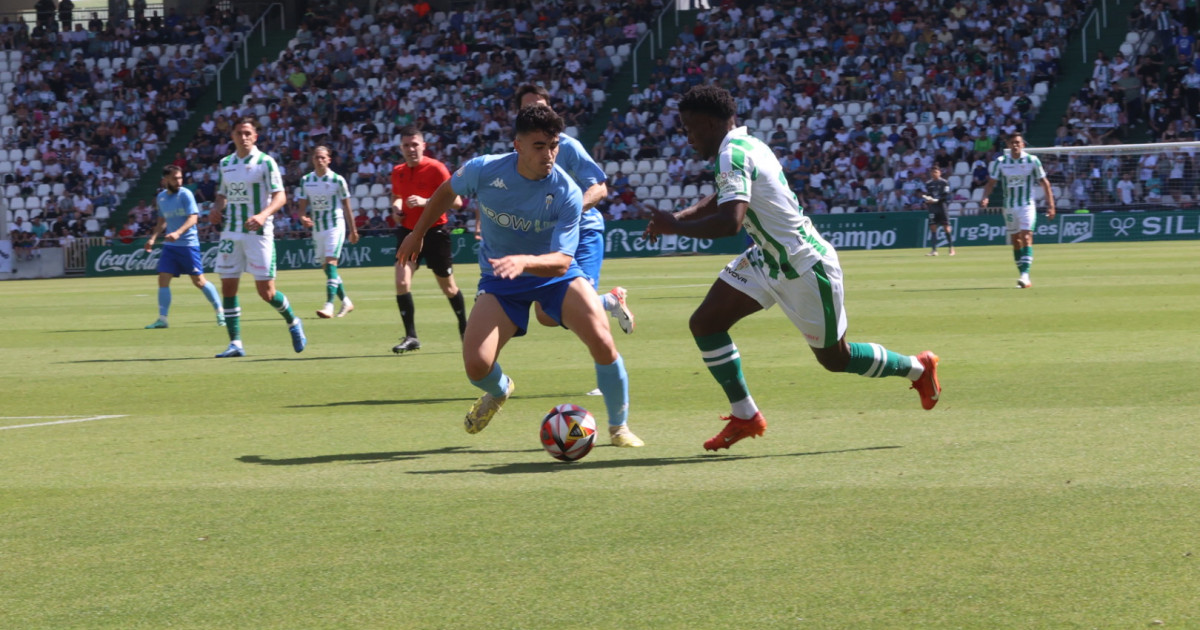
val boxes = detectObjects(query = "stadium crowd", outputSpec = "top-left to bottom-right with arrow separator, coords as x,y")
1037,0 -> 1200,209
179,0 -> 655,242
7,0 -> 1200,258
1,1 -> 256,255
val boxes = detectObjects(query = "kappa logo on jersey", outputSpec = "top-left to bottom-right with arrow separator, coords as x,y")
489,177 -> 508,190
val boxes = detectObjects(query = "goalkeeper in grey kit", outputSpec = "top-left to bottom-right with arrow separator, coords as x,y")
922,165 -> 955,256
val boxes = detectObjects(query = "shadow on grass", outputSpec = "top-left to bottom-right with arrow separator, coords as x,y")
287,391 -> 593,408
901,287 -> 1013,292
63,355 -> 414,364
234,446 -> 545,466
411,445 -> 902,475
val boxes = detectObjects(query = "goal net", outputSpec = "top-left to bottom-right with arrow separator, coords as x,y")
1025,141 -> 1200,213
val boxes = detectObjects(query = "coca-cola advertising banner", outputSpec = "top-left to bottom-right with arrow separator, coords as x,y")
85,212 -> 1200,276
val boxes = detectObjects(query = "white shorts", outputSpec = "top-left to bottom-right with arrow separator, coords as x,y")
1002,204 -> 1037,234
312,227 -> 346,262
718,247 -> 848,348
215,231 -> 276,281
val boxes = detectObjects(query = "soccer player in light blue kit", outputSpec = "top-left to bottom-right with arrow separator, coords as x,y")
143,165 -> 224,329
397,105 -> 643,447
515,85 -> 635,336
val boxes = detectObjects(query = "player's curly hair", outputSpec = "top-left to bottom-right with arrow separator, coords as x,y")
514,104 -> 564,138
678,84 -> 736,120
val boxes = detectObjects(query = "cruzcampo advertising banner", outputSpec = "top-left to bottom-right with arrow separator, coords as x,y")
85,211 -> 1200,276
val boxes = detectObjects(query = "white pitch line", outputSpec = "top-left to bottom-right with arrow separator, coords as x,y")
0,415 -> 128,430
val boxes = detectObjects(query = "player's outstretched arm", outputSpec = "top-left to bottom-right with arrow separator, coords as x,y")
644,193 -> 721,242
397,179 -> 456,264
648,198 -> 746,241
675,192 -> 719,221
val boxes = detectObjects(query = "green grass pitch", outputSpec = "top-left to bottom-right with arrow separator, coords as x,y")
2,241 -> 1198,629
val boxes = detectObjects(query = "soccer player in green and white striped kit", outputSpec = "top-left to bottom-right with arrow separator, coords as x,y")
296,146 -> 359,319
981,133 -> 1057,288
645,85 -> 941,451
209,117 -> 306,357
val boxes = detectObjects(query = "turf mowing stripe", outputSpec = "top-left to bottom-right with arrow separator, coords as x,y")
0,415 -> 128,430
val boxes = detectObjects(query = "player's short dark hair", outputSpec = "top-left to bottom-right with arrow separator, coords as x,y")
513,83 -> 550,111
514,104 -> 564,138
678,84 -> 736,120
162,164 -> 182,177
232,116 -> 259,130
398,125 -> 422,139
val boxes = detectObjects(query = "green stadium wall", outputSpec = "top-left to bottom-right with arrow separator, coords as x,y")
85,211 -> 1200,276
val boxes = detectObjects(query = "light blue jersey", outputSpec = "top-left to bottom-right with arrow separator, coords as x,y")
156,187 -> 200,248
555,133 -> 607,232
451,152 -> 583,286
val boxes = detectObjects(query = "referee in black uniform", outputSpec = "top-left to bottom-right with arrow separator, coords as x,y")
922,165 -> 956,256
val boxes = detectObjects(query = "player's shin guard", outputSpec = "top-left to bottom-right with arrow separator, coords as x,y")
1017,246 -> 1033,273
397,293 -> 416,338
324,264 -> 342,302
269,291 -> 296,324
158,287 -> 172,318
449,291 -> 467,337
595,355 -> 629,427
223,296 -> 241,341
199,282 -> 220,309
695,332 -> 753,404
846,342 -> 914,378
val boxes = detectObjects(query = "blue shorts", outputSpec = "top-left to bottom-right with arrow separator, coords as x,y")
478,269 -> 585,337
158,245 -> 205,276
576,227 -> 604,289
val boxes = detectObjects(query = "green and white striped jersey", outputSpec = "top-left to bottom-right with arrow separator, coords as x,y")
297,170 -> 350,232
713,126 -> 832,279
218,148 -> 285,236
988,152 -> 1046,208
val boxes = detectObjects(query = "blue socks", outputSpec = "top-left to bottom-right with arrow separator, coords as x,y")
469,362 -> 511,398
162,283 -> 221,319
199,282 -> 220,310
157,287 -> 171,318
595,355 -> 629,427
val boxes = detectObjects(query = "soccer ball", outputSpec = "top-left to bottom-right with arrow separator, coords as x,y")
539,404 -> 597,462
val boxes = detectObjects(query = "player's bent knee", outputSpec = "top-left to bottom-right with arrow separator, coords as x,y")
688,310 -> 726,338
812,347 -> 850,373
463,357 -> 493,381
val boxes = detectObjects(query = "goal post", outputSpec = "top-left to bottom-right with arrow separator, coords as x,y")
1025,141 -> 1200,213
